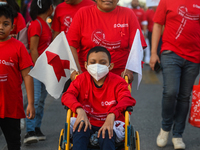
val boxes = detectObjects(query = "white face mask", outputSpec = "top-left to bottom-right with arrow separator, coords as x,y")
0,2 -> 7,5
87,64 -> 109,81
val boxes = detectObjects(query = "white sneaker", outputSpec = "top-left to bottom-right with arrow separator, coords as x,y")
172,138 -> 186,149
156,128 -> 170,147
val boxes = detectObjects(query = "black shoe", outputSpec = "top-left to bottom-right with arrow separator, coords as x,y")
35,127 -> 46,141
24,131 -> 38,144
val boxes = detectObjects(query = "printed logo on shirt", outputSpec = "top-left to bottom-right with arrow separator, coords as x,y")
63,15 -> 72,34
0,74 -> 8,82
176,5 -> 199,39
0,59 -> 14,67
193,4 -> 200,9
91,29 -> 121,49
101,100 -> 116,106
114,23 -> 129,28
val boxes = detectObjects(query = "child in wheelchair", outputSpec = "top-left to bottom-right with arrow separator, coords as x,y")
61,46 -> 136,150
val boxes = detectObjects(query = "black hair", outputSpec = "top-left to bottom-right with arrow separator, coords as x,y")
0,4 -> 14,24
6,0 -> 20,18
30,0 -> 53,20
87,46 -> 111,63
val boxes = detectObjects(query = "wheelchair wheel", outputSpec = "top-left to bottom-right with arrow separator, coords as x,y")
58,129 -> 64,150
135,131 -> 140,150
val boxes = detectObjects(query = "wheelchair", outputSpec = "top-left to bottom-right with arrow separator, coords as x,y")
58,76 -> 140,150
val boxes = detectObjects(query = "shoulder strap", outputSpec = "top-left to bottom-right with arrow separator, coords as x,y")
36,19 -> 42,36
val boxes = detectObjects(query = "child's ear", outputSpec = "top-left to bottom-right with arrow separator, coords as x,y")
109,63 -> 114,71
11,24 -> 15,31
84,61 -> 88,70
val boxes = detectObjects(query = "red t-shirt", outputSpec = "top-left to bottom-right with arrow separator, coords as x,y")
28,17 -> 52,56
51,0 -> 95,35
146,8 -> 155,32
10,13 -> 26,35
67,5 -> 147,76
0,38 -> 33,119
61,72 -> 136,127
132,7 -> 147,29
154,0 -> 200,63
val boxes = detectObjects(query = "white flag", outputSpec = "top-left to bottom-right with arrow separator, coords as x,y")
125,29 -> 143,89
29,32 -> 78,99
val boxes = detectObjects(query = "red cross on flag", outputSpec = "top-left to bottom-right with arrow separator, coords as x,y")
29,32 -> 78,99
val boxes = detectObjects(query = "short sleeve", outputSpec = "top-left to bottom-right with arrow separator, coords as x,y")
16,13 -> 26,34
129,10 -> 147,49
51,7 -> 61,32
153,0 -> 167,25
18,43 -> 33,70
28,20 -> 42,38
67,9 -> 82,49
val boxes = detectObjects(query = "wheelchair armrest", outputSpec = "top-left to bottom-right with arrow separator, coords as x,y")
126,106 -> 133,112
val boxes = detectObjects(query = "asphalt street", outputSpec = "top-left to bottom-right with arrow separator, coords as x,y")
0,65 -> 200,150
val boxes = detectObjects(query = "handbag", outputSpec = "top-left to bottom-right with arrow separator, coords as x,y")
188,80 -> 200,128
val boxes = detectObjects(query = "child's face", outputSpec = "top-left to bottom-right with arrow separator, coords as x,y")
88,52 -> 109,66
85,51 -> 114,70
0,15 -> 13,42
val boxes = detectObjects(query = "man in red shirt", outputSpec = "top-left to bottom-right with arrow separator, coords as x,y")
51,0 -> 95,39
62,46 -> 136,150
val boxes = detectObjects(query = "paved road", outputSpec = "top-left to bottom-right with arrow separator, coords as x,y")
0,65 -> 200,150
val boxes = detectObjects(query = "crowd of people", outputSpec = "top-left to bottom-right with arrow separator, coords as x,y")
0,0 -> 199,150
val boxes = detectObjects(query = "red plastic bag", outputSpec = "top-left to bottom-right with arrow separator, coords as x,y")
189,80 -> 200,128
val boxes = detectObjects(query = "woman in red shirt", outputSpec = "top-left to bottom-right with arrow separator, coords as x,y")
24,0 -> 53,145
67,0 -> 146,83
150,0 -> 200,149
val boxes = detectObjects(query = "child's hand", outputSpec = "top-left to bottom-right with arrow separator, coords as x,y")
98,113 -> 115,139
26,104 -> 35,119
73,108 -> 91,132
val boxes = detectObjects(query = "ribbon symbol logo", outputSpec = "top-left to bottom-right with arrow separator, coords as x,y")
46,51 -> 70,82
176,6 -> 199,39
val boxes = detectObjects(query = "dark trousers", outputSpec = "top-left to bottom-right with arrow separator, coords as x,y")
0,118 -> 21,150
73,124 -> 116,150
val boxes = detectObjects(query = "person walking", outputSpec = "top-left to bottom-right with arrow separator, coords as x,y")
51,0 -> 95,39
150,0 -> 200,149
24,0 -> 53,144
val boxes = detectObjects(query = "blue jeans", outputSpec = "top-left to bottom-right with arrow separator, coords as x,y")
26,78 -> 47,132
73,124 -> 116,150
161,51 -> 200,137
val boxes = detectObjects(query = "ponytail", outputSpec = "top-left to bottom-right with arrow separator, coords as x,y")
30,0 -> 53,20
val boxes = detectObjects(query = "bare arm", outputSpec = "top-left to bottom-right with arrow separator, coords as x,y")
70,46 -> 82,81
149,23 -> 163,70
52,30 -> 60,40
21,67 -> 35,119
30,35 -> 40,64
